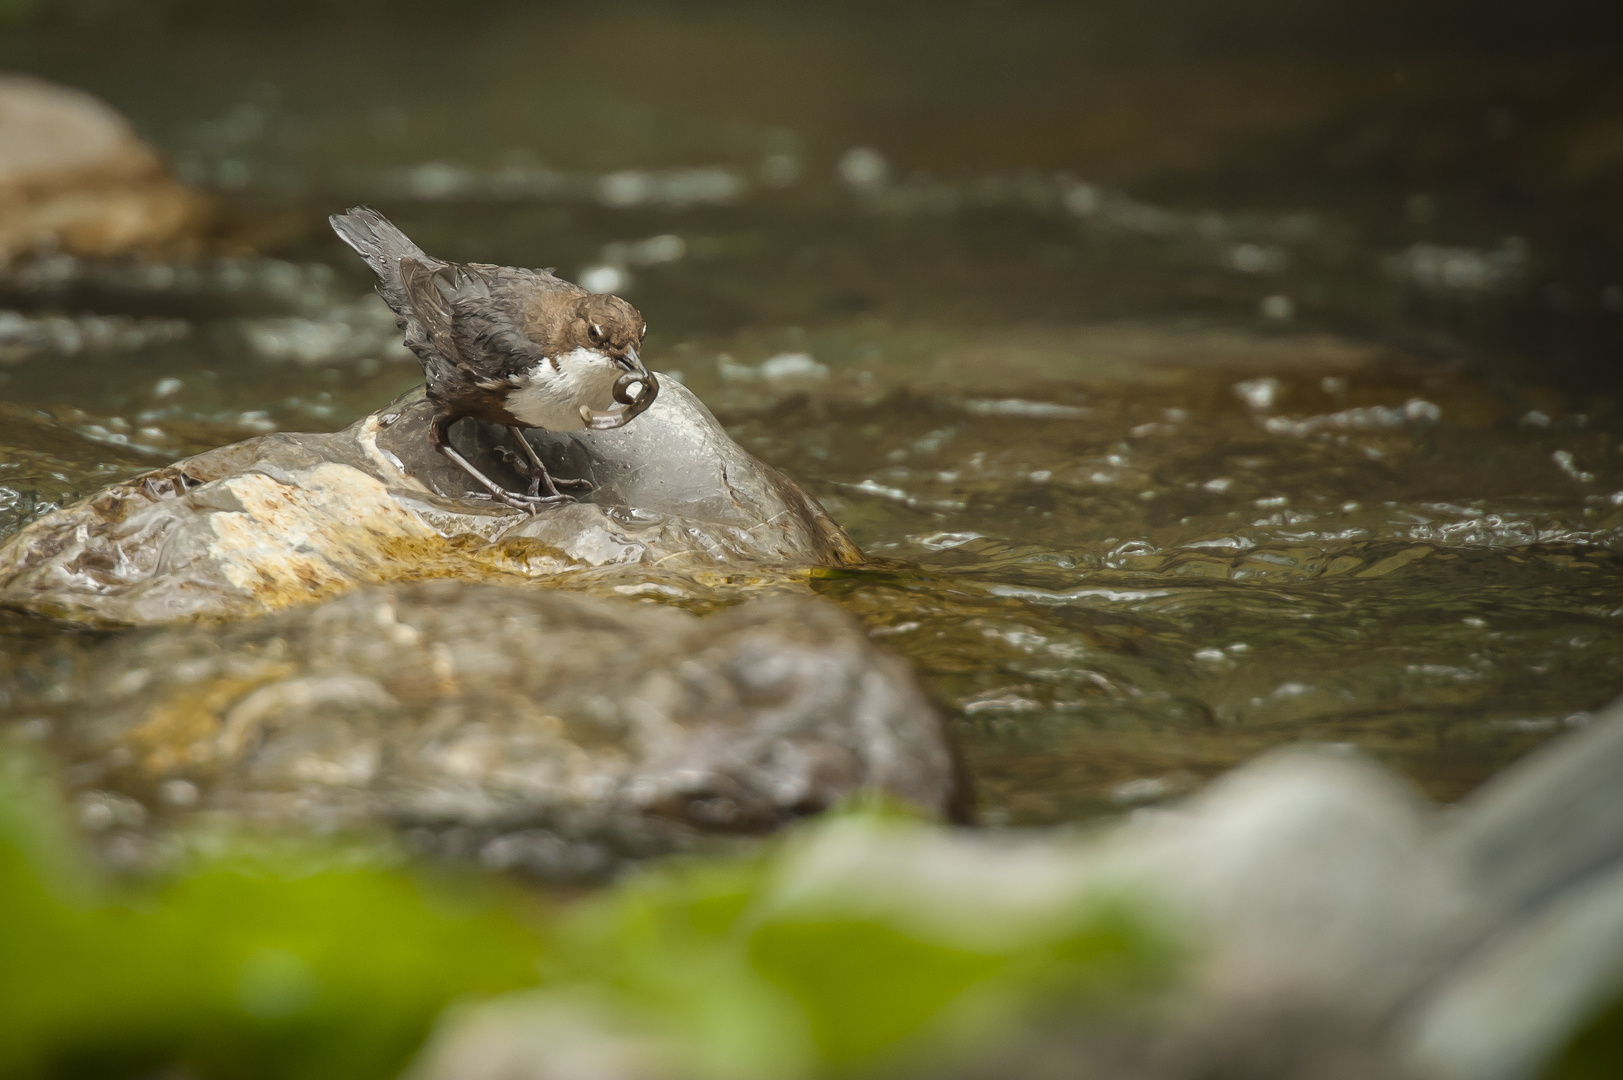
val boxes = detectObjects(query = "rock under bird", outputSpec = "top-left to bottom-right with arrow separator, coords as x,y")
329,206 -> 659,510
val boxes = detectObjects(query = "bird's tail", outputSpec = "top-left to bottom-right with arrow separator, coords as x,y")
328,207 -> 434,310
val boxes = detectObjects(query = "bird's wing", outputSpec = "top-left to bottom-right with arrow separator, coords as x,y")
399,259 -> 547,389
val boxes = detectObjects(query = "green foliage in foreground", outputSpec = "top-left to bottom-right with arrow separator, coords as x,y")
1546,991 -> 1623,1080
0,748 -> 1180,1080
0,754 -> 546,1080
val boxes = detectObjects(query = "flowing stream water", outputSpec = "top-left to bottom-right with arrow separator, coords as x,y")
3,3 -> 1622,823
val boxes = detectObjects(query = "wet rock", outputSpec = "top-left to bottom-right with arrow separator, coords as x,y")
1434,702 -> 1623,927
1396,695 -> 1623,1080
1399,864 -> 1623,1080
0,380 -> 862,624
0,74 -> 213,265
13,580 -> 957,877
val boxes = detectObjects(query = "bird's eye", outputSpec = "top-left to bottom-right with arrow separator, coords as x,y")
588,323 -> 607,344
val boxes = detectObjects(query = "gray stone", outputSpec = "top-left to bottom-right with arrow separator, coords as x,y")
1122,748 -> 1477,1020
1434,697 -> 1623,927
12,581 -> 956,877
0,380 -> 862,624
1390,696 -> 1623,1080
1398,863 -> 1623,1080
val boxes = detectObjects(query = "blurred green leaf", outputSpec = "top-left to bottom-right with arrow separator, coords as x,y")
1545,989 -> 1623,1080
750,918 -> 1006,1066
0,749 -> 548,1080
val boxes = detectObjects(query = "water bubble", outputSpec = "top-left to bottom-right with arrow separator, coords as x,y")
1386,240 -> 1525,292
1404,399 -> 1442,422
761,353 -> 826,380
1228,243 -> 1286,274
1553,450 -> 1595,483
1062,182 -> 1100,216
405,161 -> 474,199
1233,378 -> 1282,410
961,399 -> 1088,419
1203,477 -> 1234,493
915,532 -> 984,550
630,234 -> 685,266
1260,294 -> 1295,320
153,377 -> 183,397
578,265 -> 627,294
837,147 -> 889,192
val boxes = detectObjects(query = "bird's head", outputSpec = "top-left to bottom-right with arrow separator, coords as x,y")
568,293 -> 647,376
560,292 -> 658,430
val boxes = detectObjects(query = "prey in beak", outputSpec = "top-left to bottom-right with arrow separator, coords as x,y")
580,366 -> 660,431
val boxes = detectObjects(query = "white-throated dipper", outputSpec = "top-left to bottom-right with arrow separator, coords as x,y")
330,207 -> 658,510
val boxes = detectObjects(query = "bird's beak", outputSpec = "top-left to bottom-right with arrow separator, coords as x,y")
614,349 -> 647,376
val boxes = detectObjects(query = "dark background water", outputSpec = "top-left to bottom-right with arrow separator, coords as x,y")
3,0 -> 1623,821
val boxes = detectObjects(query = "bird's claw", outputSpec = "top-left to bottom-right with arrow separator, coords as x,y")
468,490 -> 575,513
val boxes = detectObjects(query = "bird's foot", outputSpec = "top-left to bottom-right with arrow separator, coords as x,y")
468,489 -> 575,514
493,447 -> 545,496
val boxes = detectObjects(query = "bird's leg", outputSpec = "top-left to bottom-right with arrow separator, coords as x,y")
429,414 -> 572,513
499,429 -> 545,497
508,427 -> 595,494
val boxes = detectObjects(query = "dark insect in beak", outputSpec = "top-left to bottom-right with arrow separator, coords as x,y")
579,370 -> 658,430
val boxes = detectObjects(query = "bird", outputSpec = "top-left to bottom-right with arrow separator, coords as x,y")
329,206 -> 658,511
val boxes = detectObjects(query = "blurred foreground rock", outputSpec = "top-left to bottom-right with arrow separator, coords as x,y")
409,699 -> 1623,1080
0,74 -> 214,265
15,581 -> 955,877
0,380 -> 861,623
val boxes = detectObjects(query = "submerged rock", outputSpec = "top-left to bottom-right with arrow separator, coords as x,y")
0,74 -> 213,265
13,581 -> 957,877
0,380 -> 862,624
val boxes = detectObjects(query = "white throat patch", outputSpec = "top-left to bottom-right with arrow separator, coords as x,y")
504,346 -> 622,431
